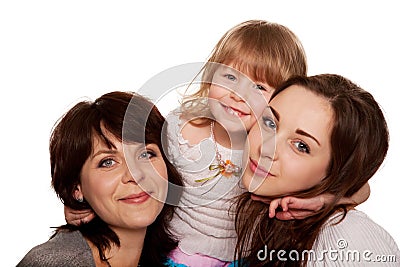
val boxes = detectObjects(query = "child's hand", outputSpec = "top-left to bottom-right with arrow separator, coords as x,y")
251,194 -> 325,220
64,205 -> 95,226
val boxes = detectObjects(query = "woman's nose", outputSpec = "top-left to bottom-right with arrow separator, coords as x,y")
121,164 -> 143,184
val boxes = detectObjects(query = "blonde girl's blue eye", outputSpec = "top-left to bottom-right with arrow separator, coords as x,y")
255,84 -> 266,91
253,83 -> 273,93
292,140 -> 310,154
99,158 -> 116,168
224,74 -> 237,81
262,116 -> 276,130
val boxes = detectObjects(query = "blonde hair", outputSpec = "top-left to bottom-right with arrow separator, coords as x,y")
181,20 -> 307,122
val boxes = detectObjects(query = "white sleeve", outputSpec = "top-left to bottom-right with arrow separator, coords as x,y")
309,210 -> 400,266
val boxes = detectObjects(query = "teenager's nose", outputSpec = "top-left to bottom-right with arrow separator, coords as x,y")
260,128 -> 277,161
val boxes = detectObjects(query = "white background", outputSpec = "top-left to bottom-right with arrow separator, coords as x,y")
1,1 -> 399,265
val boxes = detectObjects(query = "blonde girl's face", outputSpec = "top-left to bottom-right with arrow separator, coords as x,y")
242,85 -> 333,196
208,63 -> 274,134
76,127 -> 168,232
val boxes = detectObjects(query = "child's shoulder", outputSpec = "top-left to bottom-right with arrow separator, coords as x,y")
180,119 -> 210,146
166,108 -> 212,147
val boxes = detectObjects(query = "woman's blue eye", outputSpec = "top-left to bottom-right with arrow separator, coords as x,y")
224,74 -> 236,81
262,116 -> 276,130
293,141 -> 310,154
99,158 -> 116,168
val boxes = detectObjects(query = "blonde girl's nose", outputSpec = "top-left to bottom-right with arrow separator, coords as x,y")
229,90 -> 244,102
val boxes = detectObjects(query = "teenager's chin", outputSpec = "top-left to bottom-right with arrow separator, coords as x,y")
246,174 -> 270,193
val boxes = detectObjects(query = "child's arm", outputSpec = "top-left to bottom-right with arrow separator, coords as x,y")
64,205 -> 95,225
252,182 -> 370,220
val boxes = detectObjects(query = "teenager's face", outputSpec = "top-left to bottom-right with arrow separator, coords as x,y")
242,85 -> 333,196
208,64 -> 273,134
77,128 -> 167,231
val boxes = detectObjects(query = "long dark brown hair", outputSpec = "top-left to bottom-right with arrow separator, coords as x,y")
235,74 -> 389,266
50,91 -> 183,266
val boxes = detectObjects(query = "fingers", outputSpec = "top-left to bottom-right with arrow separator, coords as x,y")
270,198 -> 294,219
65,215 -> 84,226
283,196 -> 324,211
280,197 -> 291,212
269,198 -> 282,218
275,211 -> 295,220
70,212 -> 96,226
276,210 -> 314,220
64,205 -> 95,226
283,196 -> 307,210
84,213 -> 96,224
76,213 -> 96,225
252,194 -> 325,220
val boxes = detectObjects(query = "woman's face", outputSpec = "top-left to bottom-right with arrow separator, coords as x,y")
77,127 -> 168,231
241,85 -> 333,196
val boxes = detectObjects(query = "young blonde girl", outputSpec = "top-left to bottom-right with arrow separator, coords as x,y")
165,20 -> 308,266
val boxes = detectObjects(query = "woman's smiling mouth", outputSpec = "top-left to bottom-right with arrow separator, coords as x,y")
119,192 -> 151,204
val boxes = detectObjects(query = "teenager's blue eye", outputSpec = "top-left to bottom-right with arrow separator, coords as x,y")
224,74 -> 237,81
139,150 -> 156,159
292,141 -> 310,154
262,116 -> 276,130
99,158 -> 116,168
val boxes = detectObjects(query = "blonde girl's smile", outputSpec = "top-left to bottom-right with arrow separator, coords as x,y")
220,102 -> 250,118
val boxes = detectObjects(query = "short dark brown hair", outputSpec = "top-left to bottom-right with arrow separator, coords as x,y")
50,91 -> 182,266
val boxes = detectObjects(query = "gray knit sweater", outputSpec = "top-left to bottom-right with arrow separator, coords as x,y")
17,230 -> 96,267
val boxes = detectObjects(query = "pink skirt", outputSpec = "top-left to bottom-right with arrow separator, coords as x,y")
168,247 -> 233,267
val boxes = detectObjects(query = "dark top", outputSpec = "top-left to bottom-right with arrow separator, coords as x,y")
17,230 -> 96,267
